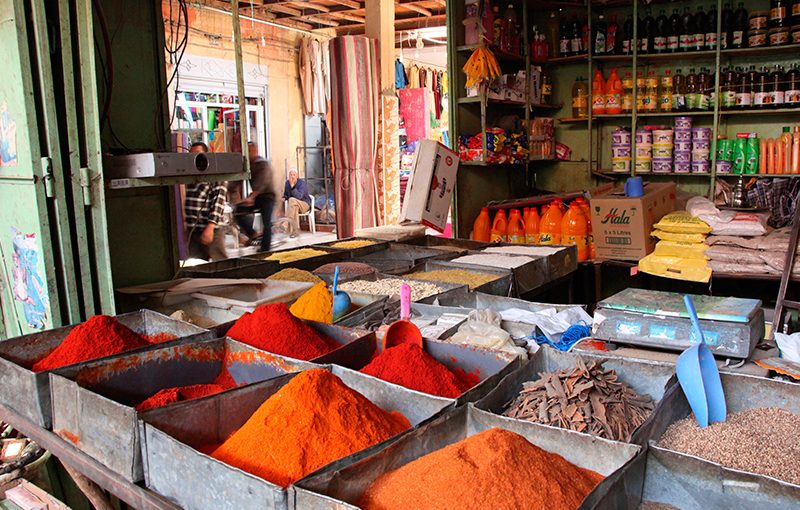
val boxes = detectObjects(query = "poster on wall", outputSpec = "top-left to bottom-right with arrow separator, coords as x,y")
9,229 -> 48,329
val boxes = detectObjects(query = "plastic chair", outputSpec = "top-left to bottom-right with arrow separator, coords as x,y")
284,195 -> 315,234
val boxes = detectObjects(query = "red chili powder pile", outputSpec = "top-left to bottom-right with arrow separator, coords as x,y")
33,315 -> 150,372
143,332 -> 178,344
134,367 -> 238,411
359,428 -> 604,510
359,343 -> 479,398
226,303 -> 337,360
211,369 -> 410,488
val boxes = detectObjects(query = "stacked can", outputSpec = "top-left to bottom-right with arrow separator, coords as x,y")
634,129 -> 652,173
652,129 -> 674,173
691,127 -> 712,173
673,116 -> 693,173
715,137 -> 733,174
611,128 -> 632,173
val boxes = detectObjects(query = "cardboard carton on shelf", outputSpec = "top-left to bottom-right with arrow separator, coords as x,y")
589,182 -> 676,261
401,140 -> 459,233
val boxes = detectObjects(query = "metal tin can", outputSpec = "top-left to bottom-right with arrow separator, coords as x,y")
749,10 -> 768,30
769,27 -> 790,46
748,29 -> 768,47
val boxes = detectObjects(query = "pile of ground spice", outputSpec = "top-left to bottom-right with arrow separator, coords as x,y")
289,282 -> 332,323
360,343 -> 478,398
329,239 -> 376,249
211,369 -> 410,487
226,303 -> 337,360
407,269 -> 499,290
32,315 -> 150,372
142,332 -> 178,344
314,262 -> 377,277
134,368 -> 238,412
267,268 -> 323,284
264,248 -> 327,264
359,428 -> 603,510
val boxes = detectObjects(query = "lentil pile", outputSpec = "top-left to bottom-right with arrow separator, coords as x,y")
451,253 -> 535,269
339,278 -> 443,301
657,407 -> 800,485
407,268 -> 499,290
211,369 -> 410,487
503,358 -> 655,442
329,239 -> 376,249
263,248 -> 327,263
267,268 -> 323,284
359,428 -> 604,510
314,261 -> 377,278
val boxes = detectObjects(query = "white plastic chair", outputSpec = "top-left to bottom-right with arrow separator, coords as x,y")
284,195 -> 315,234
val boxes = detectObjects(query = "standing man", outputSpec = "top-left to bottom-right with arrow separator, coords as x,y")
283,169 -> 312,238
235,142 -> 274,252
184,142 -> 228,261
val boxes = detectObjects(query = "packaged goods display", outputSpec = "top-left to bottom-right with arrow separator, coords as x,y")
720,125 -> 800,174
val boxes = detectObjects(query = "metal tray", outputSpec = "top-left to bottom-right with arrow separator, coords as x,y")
0,310 -> 210,429
449,250 -> 552,296
335,272 -> 469,305
474,347 -> 677,447
312,237 -> 389,258
354,243 -> 462,265
643,373 -> 800,509
177,257 -> 279,279
479,243 -> 578,281
405,260 -> 513,297
336,300 -> 468,333
314,336 -> 521,406
244,246 -> 349,271
403,235 -> 492,252
49,338 -> 315,482
141,366 -> 454,510
292,404 -> 644,509
433,290 -> 582,314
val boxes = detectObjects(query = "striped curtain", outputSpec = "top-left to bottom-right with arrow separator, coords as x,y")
329,36 -> 380,238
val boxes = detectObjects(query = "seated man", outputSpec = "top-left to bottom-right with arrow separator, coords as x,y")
235,142 -> 274,252
283,169 -> 312,238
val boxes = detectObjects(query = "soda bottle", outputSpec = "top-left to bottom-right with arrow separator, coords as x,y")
680,7 -> 695,52
572,76 -> 589,117
594,14 -> 608,54
644,70 -> 659,111
668,9 -> 681,52
659,70 -> 673,112
722,67 -> 739,109
490,210 -> 508,242
539,202 -> 563,245
706,5 -> 718,50
755,67 -> 770,108
570,14 -> 582,55
732,2 -> 748,49
641,9 -> 655,53
785,63 -> 800,106
472,207 -> 491,242
635,71 -> 646,111
605,68 -> 623,114
694,6 -> 707,51
548,11 -> 561,58
559,15 -> 571,56
622,71 -> 634,113
654,10 -> 670,53
575,198 -> 595,259
525,207 -> 540,244
561,203 -> 589,261
721,3 -> 734,49
607,14 -> 620,54
673,68 -> 687,110
506,209 -> 525,244
592,69 -> 606,114
686,68 -> 698,110
770,65 -> 786,108
697,67 -> 711,110
622,14 -> 634,54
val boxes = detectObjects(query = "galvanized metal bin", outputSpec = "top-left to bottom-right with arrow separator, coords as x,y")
405,260 -> 514,296
336,300 -> 470,333
354,243 -> 462,266
0,310 -> 210,429
177,257 -> 279,279
314,336 -> 521,406
244,246 -> 349,272
49,338 -> 314,482
433,290 -> 581,313
292,404 -> 644,509
403,235 -> 491,252
336,272 -> 469,305
643,373 -> 800,509
312,237 -> 389,258
474,347 -> 677,447
141,366 -> 453,510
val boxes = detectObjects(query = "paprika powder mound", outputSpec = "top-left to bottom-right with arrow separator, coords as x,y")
226,303 -> 337,360
359,343 -> 478,398
211,369 -> 410,488
32,315 -> 150,372
289,282 -> 333,324
135,383 -> 229,412
359,428 -> 604,510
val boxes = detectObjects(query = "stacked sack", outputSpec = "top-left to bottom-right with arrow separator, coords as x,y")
638,211 -> 712,283
706,227 -> 800,276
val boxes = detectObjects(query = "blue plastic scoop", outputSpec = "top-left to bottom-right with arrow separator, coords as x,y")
676,295 -> 727,428
331,266 -> 351,322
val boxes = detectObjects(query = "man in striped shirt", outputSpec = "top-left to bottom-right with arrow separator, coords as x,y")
184,142 -> 228,261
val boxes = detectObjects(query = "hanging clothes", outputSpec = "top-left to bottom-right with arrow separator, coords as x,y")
322,40 -> 331,105
311,39 -> 326,115
432,71 -> 441,119
299,37 -> 313,115
419,67 -> 427,89
329,36 -> 380,238
406,64 -> 420,88
395,59 -> 407,89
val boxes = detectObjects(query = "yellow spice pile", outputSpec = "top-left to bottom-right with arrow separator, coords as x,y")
264,248 -> 328,263
330,240 -> 377,249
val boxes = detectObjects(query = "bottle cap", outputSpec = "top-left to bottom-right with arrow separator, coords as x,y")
783,127 -> 792,133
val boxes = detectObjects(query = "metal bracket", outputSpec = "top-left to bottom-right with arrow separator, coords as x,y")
79,167 -> 92,206
41,157 -> 54,198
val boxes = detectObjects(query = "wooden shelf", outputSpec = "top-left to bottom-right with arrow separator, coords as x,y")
721,43 -> 800,58
721,107 -> 800,117
460,159 -> 527,167
715,173 -> 800,178
543,54 -> 589,64
596,170 -> 712,177
593,111 -> 715,120
457,96 -> 527,107
594,50 -> 717,63
558,117 -> 589,123
456,44 -> 525,63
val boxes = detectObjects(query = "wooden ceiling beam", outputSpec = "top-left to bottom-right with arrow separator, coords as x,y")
303,14 -> 341,26
395,1 -> 432,17
335,13 -> 445,33
328,0 -> 361,9
327,11 -> 366,23
287,1 -> 330,13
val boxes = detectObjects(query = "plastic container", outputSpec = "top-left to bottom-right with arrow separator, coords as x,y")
592,70 -> 606,114
674,129 -> 692,142
674,141 -> 692,152
691,127 -> 712,141
636,145 -> 653,159
612,129 -> 632,145
769,27 -> 790,45
692,151 -> 711,162
472,207 -> 491,242
490,210 -> 508,243
674,162 -> 691,173
524,207 -> 540,244
561,203 -> 589,262
612,157 -> 632,172
653,158 -> 673,172
506,209 -> 525,244
652,130 -> 674,144
538,202 -> 563,245
612,145 -> 632,158
748,29 -> 768,46
691,161 -> 711,173
653,146 -> 673,158
716,160 -> 733,173
635,160 -> 653,173
674,151 -> 692,163
635,129 -> 653,145
692,140 -> 711,151
605,68 -> 623,114
572,77 -> 589,118
674,117 -> 693,129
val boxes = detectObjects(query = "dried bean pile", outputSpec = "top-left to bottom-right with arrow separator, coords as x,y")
329,240 -> 376,249
407,269 -> 499,290
339,278 -> 443,301
267,268 -> 323,284
264,248 -> 328,263
314,262 -> 377,277
658,407 -> 800,485
503,358 -> 655,442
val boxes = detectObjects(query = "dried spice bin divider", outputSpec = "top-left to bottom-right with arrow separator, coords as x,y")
176,257 -> 279,279
644,373 -> 800,509
0,310 -> 210,429
292,404 -> 643,509
141,366 -> 453,510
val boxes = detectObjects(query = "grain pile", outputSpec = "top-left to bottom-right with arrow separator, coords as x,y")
263,248 -> 328,263
657,407 -> 800,485
329,240 -> 376,249
451,253 -> 534,269
267,268 -> 323,284
314,262 -> 377,278
339,279 -> 443,301
407,269 -> 499,290
503,358 -> 655,442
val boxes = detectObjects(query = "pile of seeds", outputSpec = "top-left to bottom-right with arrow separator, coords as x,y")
657,407 -> 800,485
503,358 -> 655,442
329,239 -> 377,249
451,253 -> 534,269
267,268 -> 323,284
339,278 -> 443,301
314,262 -> 377,277
407,269 -> 499,290
264,248 -> 328,263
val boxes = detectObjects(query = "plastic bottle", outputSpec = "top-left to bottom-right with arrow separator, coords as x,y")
747,66 -> 760,109
575,198 -> 595,260
770,65 -> 786,108
582,17 -> 590,54
621,72 -> 634,113
541,74 -> 553,104
794,0 -> 800,24
735,66 -> 750,108
572,76 -> 589,117
668,9 -> 681,52
654,10 -> 670,53
759,138 -> 768,173
680,7 -> 695,52
644,70 -> 659,112
732,2 -> 748,49
559,15 -> 571,56
776,136 -> 785,174
490,209 -> 508,243
781,127 -> 793,173
697,68 -> 711,110
507,209 -> 525,243
605,69 -> 623,114
473,207 -> 491,242
622,14 -> 634,54
525,207 -> 540,244
794,126 -> 800,174
694,6 -> 707,51
570,14 -> 582,55
786,64 -> 800,106
493,6 -> 505,48
673,69 -> 686,111
641,9 -> 655,53
706,5 -> 718,50
607,15 -> 620,54
721,67 -> 738,109
592,69 -> 606,114
722,3 -> 734,49
770,0 -> 789,29
755,67 -> 770,108
686,68 -> 698,110
635,71 -> 646,112
659,70 -> 673,112
538,202 -> 563,245
548,11 -> 561,58
595,14 -> 608,54
561,203 -> 589,262
767,138 -> 776,173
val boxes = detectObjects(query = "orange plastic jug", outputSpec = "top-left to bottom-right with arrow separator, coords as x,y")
592,69 -> 606,115
490,209 -> 508,243
538,202 -> 563,245
507,209 -> 525,244
605,68 -> 623,115
562,202 -> 589,261
525,207 -> 540,244
575,198 -> 595,260
473,207 -> 491,242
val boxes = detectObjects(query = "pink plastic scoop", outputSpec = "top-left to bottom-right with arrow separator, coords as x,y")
382,283 -> 423,349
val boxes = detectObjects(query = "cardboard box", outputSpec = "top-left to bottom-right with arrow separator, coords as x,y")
589,182 -> 676,261
2,480 -> 70,510
401,140 -> 459,233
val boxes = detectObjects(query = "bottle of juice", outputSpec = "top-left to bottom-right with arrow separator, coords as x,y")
654,10 -> 670,52
755,66 -> 770,108
507,209 -> 525,243
592,69 -> 606,114
473,207 -> 491,242
605,68 -> 623,114
770,65 -> 786,108
525,207 -> 540,244
697,68 -> 711,110
622,71 -> 634,113
541,73 -> 553,104
539,202 -> 563,245
680,7 -> 695,52
641,8 -> 655,53
721,67 -> 739,109
732,2 -> 748,48
668,9 -> 681,52
559,15 -> 571,56
644,70 -> 659,112
673,68 -> 686,110
786,63 -> 800,106
781,127 -> 793,173
659,70 -> 673,111
490,209 -> 508,242
607,14 -> 620,54
562,202 -> 589,261
706,5 -> 718,50
694,6 -> 707,51
594,14 -> 608,54
686,68 -> 698,110
622,14 -> 634,54
572,76 -> 589,117
575,197 -> 595,259
570,14 -> 582,55
548,11 -> 561,58
722,3 -> 734,49
635,71 -> 646,111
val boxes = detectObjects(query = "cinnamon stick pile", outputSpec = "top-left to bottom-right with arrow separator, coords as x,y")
503,357 -> 655,442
